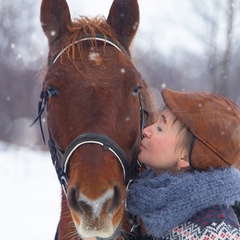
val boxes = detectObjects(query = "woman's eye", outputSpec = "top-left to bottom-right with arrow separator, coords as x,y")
157,126 -> 162,132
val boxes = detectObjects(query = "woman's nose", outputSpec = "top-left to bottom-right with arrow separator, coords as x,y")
142,125 -> 151,138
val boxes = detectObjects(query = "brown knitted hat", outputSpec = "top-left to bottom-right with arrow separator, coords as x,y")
161,88 -> 240,171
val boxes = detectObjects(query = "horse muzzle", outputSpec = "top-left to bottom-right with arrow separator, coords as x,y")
67,185 -> 125,239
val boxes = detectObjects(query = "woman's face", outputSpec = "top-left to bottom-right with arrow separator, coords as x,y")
139,109 -> 184,175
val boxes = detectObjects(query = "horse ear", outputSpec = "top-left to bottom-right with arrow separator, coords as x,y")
107,0 -> 139,50
40,0 -> 71,45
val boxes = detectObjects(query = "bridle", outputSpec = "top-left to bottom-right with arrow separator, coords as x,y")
31,34 -> 149,237
33,86 -> 148,192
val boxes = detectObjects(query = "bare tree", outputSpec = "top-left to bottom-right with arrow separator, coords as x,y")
189,0 -> 239,97
219,0 -> 235,96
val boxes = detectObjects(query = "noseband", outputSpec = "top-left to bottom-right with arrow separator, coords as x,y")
33,84 -> 148,193
48,132 -> 131,195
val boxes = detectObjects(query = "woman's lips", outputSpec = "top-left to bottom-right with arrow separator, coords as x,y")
139,143 -> 146,150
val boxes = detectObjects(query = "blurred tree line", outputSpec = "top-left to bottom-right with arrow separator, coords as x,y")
134,0 -> 240,103
0,0 -> 239,146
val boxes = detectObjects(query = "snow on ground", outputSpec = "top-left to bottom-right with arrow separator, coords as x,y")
0,141 -> 61,240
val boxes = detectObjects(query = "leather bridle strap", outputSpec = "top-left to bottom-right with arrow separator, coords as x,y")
132,85 -> 149,139
62,132 -> 130,185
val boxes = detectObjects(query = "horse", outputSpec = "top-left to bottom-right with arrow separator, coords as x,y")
36,0 -> 158,239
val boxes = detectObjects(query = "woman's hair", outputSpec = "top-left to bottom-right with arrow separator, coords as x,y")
163,107 -> 193,159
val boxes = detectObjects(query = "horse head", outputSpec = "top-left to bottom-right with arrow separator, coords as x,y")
39,0 -> 157,239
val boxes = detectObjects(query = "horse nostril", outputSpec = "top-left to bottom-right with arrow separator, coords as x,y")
68,187 -> 93,215
68,187 -> 79,211
78,200 -> 93,215
109,185 -> 121,213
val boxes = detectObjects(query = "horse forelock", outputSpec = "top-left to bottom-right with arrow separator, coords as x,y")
55,16 -> 119,65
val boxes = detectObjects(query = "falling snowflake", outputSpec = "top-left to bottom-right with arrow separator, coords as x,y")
120,68 -> 126,74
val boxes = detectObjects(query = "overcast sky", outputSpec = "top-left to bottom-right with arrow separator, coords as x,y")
67,0 -> 204,54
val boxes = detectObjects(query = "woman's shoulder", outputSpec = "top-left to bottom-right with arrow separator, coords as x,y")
160,205 -> 240,240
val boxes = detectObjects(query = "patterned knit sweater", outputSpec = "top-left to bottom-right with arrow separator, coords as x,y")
160,205 -> 240,240
127,167 -> 240,240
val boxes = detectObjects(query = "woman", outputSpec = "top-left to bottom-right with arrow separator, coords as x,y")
127,89 -> 240,239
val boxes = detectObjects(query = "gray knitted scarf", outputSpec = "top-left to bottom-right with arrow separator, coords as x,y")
127,167 -> 240,238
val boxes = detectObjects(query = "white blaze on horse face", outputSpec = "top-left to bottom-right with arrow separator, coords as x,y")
79,189 -> 114,218
88,52 -> 102,64
75,189 -> 117,238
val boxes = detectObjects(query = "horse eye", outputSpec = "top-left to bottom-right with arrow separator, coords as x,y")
47,86 -> 59,98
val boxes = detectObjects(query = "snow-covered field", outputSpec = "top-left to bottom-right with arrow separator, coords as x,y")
0,141 -> 61,240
